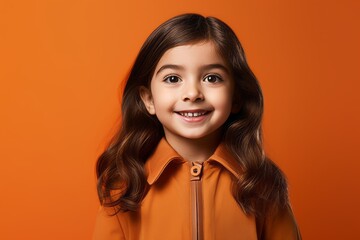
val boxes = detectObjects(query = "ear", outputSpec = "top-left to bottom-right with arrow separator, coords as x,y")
139,86 -> 156,115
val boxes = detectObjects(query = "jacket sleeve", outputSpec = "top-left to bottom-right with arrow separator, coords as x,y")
92,206 -> 125,240
263,204 -> 302,240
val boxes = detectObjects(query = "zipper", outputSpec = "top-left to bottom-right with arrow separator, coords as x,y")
190,162 -> 203,240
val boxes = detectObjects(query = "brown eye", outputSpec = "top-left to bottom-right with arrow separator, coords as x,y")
164,75 -> 181,83
204,74 -> 222,83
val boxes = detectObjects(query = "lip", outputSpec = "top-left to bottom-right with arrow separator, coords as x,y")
174,109 -> 211,123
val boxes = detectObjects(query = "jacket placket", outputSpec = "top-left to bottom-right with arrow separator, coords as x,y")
190,161 -> 204,240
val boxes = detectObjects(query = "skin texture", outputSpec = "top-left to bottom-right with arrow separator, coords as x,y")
140,41 -> 235,162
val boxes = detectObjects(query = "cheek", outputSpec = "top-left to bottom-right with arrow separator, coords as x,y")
151,88 -> 174,111
219,98 -> 233,114
210,89 -> 234,113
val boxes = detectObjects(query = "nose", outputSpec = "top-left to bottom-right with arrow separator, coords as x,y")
182,81 -> 204,102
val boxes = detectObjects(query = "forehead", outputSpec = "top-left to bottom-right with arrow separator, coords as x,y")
155,41 -> 227,69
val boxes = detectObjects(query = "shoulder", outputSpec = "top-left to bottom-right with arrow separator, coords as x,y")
262,203 -> 302,240
252,159 -> 301,239
92,206 -> 125,240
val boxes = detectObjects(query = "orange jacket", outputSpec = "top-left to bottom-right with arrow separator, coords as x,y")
93,138 -> 301,240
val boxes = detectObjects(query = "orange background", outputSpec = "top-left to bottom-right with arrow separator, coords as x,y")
1,0 -> 359,239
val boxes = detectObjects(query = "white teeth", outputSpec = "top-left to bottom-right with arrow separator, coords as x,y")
179,112 -> 206,117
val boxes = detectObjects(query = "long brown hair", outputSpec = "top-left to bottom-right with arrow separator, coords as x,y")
96,13 -> 289,220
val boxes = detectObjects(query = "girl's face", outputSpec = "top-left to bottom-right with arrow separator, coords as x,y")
140,41 -> 236,143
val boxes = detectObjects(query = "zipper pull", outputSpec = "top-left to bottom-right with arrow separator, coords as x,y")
190,162 -> 203,181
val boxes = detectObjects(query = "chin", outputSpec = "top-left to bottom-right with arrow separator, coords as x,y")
182,133 -> 214,140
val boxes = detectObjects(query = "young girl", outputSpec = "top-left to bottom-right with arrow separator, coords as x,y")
93,13 -> 301,240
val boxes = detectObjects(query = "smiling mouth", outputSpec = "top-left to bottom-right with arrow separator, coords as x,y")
176,111 -> 209,118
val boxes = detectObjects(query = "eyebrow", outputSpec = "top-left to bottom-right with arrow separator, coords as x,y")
155,63 -> 230,76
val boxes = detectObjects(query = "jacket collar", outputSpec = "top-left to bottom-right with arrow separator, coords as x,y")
145,138 -> 243,185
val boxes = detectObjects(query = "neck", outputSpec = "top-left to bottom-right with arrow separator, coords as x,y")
164,130 -> 222,162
